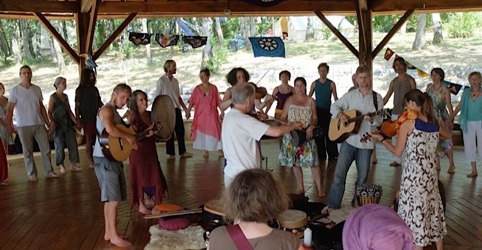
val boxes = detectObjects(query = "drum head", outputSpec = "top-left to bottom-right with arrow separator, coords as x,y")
151,95 -> 175,141
204,199 -> 225,217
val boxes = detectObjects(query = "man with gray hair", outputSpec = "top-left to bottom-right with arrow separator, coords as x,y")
221,83 -> 303,186
6,65 -> 57,181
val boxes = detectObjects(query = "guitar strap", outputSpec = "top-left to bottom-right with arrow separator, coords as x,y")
226,225 -> 253,250
372,91 -> 379,111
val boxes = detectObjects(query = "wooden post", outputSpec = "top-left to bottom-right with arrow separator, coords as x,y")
76,0 -> 98,77
356,0 -> 373,71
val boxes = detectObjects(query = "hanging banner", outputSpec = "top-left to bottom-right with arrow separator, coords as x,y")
249,37 -> 285,58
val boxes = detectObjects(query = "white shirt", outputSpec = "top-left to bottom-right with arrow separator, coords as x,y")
9,84 -> 45,127
330,89 -> 383,149
222,109 -> 269,179
154,74 -> 181,109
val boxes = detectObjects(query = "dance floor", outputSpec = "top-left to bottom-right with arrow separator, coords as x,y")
0,140 -> 480,249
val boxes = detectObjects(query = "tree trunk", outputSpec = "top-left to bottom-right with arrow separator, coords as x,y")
19,21 -> 34,61
60,20 -> 69,43
201,17 -> 213,68
50,36 -> 66,73
432,13 -> 443,44
0,20 -> 11,62
412,14 -> 426,50
305,17 -> 315,41
142,18 -> 152,64
240,18 -> 251,50
400,22 -> 407,34
214,17 -> 224,45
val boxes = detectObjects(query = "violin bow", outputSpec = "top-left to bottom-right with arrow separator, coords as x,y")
255,69 -> 271,86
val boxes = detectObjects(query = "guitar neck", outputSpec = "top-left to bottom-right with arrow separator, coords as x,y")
347,111 -> 379,123
143,208 -> 203,219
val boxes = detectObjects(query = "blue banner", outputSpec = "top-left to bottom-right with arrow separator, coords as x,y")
249,37 -> 285,58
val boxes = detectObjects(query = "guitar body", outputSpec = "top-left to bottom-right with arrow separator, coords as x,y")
328,110 -> 362,142
101,124 -> 138,162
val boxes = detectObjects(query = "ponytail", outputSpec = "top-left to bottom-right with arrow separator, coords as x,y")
421,93 -> 437,124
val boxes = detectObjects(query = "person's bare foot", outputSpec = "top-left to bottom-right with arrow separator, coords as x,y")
318,190 -> 326,197
59,165 -> 67,174
180,152 -> 193,158
105,234 -> 129,241
218,150 -> 224,157
467,172 -> 478,178
108,236 -> 131,247
138,204 -> 151,215
203,151 -> 209,159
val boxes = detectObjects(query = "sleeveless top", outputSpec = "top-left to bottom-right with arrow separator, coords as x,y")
391,76 -> 413,115
275,86 -> 293,110
93,103 -> 123,158
314,79 -> 332,109
50,93 -> 74,135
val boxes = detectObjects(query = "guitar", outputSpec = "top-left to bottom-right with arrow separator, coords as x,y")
99,124 -> 157,162
328,109 -> 386,143
143,208 -> 203,220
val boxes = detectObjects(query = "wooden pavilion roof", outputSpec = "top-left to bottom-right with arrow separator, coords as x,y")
1,0 -> 482,19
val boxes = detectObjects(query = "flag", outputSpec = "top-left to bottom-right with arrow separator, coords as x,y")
417,69 -> 429,78
183,36 -> 208,49
249,37 -> 285,58
128,32 -> 151,46
384,48 -> 395,60
443,80 -> 463,95
155,34 -> 179,48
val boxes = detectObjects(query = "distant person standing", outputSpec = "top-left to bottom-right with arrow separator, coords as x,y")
308,62 -> 339,161
383,57 -> 417,167
265,70 -> 294,119
187,68 -> 223,158
452,71 -> 482,178
0,82 -> 13,155
153,59 -> 192,159
6,65 -> 58,181
75,68 -> 103,168
48,77 -> 81,173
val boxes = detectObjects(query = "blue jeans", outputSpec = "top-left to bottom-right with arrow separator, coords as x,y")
328,141 -> 372,209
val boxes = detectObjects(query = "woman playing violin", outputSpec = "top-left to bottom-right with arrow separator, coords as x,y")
278,77 -> 322,196
371,89 -> 449,250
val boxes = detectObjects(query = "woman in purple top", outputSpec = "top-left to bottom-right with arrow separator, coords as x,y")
265,70 -> 294,119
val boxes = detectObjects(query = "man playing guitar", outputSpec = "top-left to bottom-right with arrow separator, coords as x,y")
325,66 -> 384,210
92,83 -> 136,248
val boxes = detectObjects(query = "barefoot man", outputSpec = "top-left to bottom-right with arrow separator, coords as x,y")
92,83 -> 134,247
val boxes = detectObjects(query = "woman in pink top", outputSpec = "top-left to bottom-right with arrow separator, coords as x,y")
187,68 -> 223,158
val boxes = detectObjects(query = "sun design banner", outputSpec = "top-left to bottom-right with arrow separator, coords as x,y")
128,32 -> 152,46
249,37 -> 285,58
155,34 -> 180,48
182,36 -> 208,49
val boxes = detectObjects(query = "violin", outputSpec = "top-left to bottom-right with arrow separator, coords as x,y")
248,82 -> 268,100
379,109 -> 418,137
360,109 -> 418,143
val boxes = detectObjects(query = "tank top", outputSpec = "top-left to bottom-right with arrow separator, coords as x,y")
392,76 -> 413,115
314,79 -> 332,109
275,86 -> 293,110
93,103 -> 124,157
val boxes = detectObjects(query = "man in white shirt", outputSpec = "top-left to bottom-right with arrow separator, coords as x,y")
327,65 -> 384,209
222,84 -> 302,187
153,60 -> 192,159
6,65 -> 57,181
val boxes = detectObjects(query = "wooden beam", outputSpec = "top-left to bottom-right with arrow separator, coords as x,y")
80,0 -> 94,13
357,8 -> 373,70
372,9 -> 414,58
97,0 -> 356,15
314,11 -> 358,58
0,0 -> 76,13
86,0 -> 98,54
93,13 -> 137,61
371,0 -> 482,12
33,12 -> 80,64
355,0 -> 367,57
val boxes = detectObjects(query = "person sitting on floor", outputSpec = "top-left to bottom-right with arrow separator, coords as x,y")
208,168 -> 303,250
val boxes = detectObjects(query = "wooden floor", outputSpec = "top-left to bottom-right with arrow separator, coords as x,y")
0,140 -> 481,250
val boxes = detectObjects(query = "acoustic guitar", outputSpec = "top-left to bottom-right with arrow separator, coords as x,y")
98,124 -> 156,162
328,109 -> 386,143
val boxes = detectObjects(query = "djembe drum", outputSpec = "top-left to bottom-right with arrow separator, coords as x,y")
151,95 -> 176,141
356,183 -> 383,206
203,199 -> 228,244
276,209 -> 308,238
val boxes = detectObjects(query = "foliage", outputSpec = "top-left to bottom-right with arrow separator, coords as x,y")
221,17 -> 240,40
445,12 -> 482,38
203,36 -> 228,74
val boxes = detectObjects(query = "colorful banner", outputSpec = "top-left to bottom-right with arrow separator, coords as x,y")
155,34 -> 180,48
443,80 -> 464,95
128,32 -> 152,46
183,36 -> 208,49
249,37 -> 285,58
385,48 -> 429,78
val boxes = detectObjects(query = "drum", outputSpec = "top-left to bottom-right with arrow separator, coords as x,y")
202,200 -> 228,244
290,126 -> 323,147
356,183 -> 383,206
276,209 -> 308,237
151,95 -> 176,141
